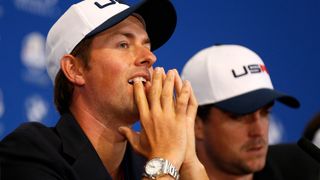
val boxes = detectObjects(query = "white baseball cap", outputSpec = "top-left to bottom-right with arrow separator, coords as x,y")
46,0 -> 176,83
181,44 -> 300,115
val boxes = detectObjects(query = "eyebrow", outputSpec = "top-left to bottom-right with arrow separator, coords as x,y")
114,31 -> 151,45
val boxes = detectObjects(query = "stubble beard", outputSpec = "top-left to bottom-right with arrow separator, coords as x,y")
208,137 -> 267,176
233,137 -> 268,174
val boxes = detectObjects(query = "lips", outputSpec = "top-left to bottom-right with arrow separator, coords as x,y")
243,138 -> 267,152
247,145 -> 264,151
128,70 -> 151,85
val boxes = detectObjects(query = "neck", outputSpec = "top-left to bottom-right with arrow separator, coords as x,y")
70,99 -> 130,178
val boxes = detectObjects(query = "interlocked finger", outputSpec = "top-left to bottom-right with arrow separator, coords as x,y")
175,80 -> 191,119
148,67 -> 164,112
161,70 -> 175,112
133,80 -> 150,126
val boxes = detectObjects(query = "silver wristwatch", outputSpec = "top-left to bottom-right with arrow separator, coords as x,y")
143,157 -> 180,180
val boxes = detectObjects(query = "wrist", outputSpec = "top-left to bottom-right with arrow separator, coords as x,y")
179,160 -> 209,180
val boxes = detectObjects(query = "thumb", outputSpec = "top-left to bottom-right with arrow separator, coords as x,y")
118,126 -> 147,157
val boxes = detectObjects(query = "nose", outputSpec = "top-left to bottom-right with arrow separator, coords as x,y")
248,111 -> 268,137
135,46 -> 157,68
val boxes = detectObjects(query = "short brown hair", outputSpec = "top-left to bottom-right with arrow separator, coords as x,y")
54,37 -> 93,115
197,104 -> 214,122
303,112 -> 320,141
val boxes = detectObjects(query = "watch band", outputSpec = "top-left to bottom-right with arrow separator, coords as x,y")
163,159 -> 180,180
143,157 -> 180,180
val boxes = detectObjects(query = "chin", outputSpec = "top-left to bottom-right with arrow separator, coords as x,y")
245,159 -> 266,173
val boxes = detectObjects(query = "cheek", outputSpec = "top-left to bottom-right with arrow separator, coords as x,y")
100,64 -> 127,92
205,124 -> 238,147
103,62 -> 124,77
90,49 -> 129,74
204,128 -> 235,157
93,57 -> 127,80
263,120 -> 270,137
84,60 -> 128,95
214,124 -> 250,151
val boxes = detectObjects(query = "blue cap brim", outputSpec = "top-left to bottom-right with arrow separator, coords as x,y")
86,0 -> 176,51
214,88 -> 300,115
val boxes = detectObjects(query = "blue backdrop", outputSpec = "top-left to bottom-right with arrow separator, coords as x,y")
0,0 -> 319,143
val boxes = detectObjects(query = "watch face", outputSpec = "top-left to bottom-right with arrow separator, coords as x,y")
145,159 -> 163,175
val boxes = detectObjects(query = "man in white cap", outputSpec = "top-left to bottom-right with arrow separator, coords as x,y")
0,0 -> 208,179
182,44 -> 320,179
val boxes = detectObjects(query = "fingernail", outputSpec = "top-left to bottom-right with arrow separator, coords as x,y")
154,67 -> 160,72
167,69 -> 174,76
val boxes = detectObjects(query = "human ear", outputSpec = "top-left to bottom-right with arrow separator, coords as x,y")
195,116 -> 206,140
60,55 -> 85,86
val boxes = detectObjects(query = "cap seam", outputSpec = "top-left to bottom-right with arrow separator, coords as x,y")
74,5 -> 93,38
206,55 -> 216,104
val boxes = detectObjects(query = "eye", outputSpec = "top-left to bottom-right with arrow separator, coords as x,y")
119,42 -> 129,49
226,112 -> 243,120
261,108 -> 272,117
261,102 -> 274,116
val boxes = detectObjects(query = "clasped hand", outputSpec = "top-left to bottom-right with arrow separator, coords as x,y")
119,67 -> 208,179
